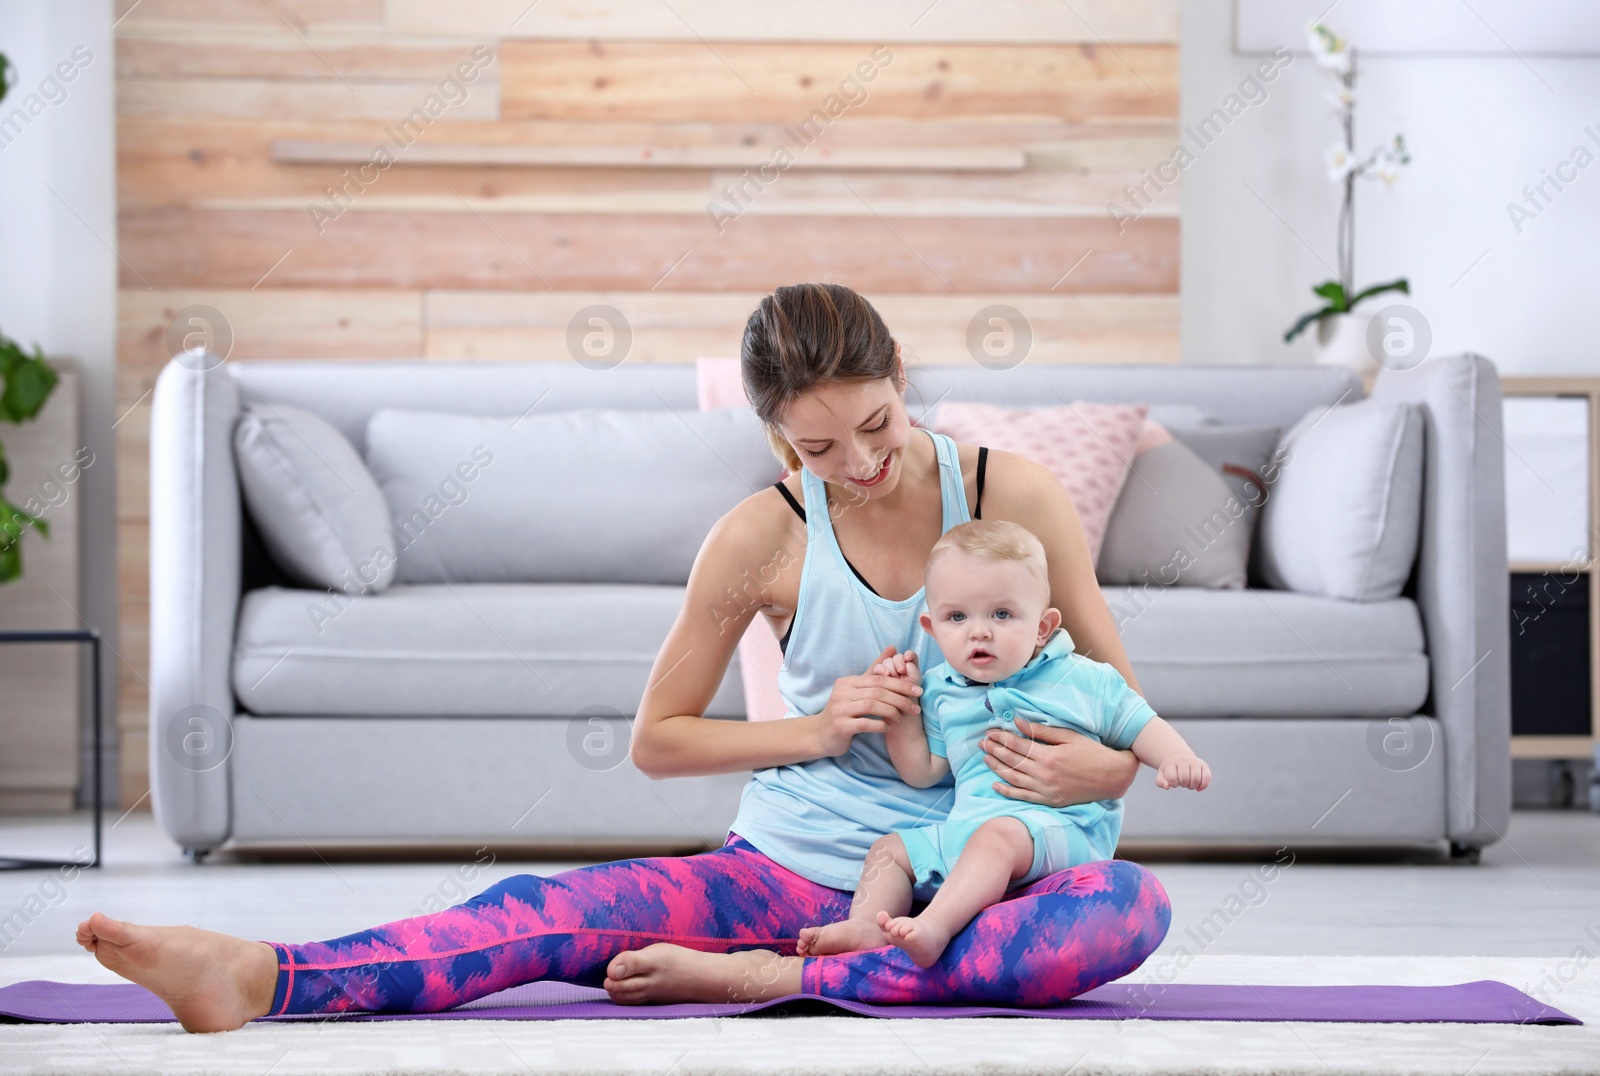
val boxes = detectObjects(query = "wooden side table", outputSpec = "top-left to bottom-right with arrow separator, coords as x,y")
0,629 -> 103,869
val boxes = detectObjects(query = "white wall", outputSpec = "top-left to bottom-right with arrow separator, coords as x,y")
0,1 -> 118,803
1181,0 -> 1600,373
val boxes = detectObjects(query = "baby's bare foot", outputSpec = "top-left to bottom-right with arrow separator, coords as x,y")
796,917 -> 888,957
876,910 -> 951,969
75,911 -> 278,1032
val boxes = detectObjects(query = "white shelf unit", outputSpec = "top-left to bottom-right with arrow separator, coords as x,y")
1501,377 -> 1600,762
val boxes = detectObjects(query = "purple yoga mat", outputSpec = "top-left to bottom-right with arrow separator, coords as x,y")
0,978 -> 1580,1025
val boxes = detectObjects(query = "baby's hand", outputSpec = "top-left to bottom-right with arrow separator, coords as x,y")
873,650 -> 920,683
1154,754 -> 1211,791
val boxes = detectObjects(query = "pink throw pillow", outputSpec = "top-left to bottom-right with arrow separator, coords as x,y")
932,401 -> 1149,563
695,357 -> 749,412
735,617 -> 791,722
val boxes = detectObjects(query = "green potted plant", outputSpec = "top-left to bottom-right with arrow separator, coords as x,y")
1283,23 -> 1412,374
0,329 -> 60,584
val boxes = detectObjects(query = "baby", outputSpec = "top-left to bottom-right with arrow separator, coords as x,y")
797,518 -> 1211,968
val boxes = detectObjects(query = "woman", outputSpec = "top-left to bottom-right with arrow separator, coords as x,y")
75,282 -> 1170,1032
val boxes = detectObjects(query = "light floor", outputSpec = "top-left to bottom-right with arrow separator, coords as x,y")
2,808 -> 1598,1074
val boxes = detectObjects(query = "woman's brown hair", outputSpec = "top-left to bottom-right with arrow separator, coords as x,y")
739,282 -> 907,473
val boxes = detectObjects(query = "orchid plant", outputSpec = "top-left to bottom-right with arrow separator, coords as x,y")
1284,24 -> 1413,343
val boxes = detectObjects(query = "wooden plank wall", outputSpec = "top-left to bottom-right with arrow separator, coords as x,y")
112,0 -> 1180,806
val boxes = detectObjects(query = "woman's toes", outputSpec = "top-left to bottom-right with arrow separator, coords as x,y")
606,946 -> 665,986
87,911 -> 133,946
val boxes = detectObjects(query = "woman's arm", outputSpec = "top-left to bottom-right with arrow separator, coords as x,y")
968,447 -> 1144,805
630,495 -> 920,779
982,720 -> 1141,802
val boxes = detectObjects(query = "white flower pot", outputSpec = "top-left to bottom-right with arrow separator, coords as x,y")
1313,310 -> 1377,378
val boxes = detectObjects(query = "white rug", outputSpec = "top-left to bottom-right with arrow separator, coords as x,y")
1,954 -> 1595,1075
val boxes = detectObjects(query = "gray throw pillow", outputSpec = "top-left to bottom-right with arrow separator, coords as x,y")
1097,423 -> 1282,590
233,402 -> 397,594
1097,439 -> 1254,588
1165,424 -> 1283,486
365,405 -> 782,585
1166,423 -> 1283,581
1256,399 -> 1424,601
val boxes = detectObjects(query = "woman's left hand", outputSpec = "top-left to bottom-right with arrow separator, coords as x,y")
982,716 -> 1140,807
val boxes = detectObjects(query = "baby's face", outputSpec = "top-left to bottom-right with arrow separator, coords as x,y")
919,550 -> 1057,683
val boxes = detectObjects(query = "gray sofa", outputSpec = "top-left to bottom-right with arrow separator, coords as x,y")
148,355 -> 1510,861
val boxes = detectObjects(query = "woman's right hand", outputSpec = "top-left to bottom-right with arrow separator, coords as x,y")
809,645 -> 924,758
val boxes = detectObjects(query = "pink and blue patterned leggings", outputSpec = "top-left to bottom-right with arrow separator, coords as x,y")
262,834 -> 1171,1015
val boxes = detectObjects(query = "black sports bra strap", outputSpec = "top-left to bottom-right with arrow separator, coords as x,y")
975,445 -> 988,520
773,480 -> 806,523
771,480 -> 881,614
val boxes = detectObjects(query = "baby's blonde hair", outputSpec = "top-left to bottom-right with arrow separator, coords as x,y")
928,519 -> 1049,583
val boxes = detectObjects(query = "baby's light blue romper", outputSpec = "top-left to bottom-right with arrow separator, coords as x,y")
900,626 -> 1158,890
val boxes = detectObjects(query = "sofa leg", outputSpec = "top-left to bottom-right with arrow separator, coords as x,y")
1448,841 -> 1481,864
182,846 -> 212,864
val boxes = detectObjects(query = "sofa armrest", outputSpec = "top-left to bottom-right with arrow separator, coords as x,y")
1368,353 -> 1511,845
148,358 -> 242,851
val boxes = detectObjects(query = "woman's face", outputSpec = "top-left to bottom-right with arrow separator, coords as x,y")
777,362 -> 912,502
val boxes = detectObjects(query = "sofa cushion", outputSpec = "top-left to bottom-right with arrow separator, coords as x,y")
1105,585 -> 1428,718
364,406 -> 781,586
1168,422 -> 1282,508
1097,438 -> 1252,589
1256,399 -> 1424,601
922,401 -> 1214,434
232,402 -> 397,594
1166,422 -> 1281,473
932,400 -> 1148,562
1170,422 -> 1284,586
1097,421 -> 1284,590
232,582 -> 747,717
233,580 -> 1427,722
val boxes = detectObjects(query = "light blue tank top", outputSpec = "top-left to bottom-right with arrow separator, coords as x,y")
728,426 -> 971,891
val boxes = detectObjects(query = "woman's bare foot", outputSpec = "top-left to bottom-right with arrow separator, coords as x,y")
876,910 -> 951,969
75,911 -> 279,1033
604,943 -> 803,1005
796,917 -> 887,956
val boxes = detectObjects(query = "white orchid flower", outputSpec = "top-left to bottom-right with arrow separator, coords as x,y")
1325,144 -> 1354,182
